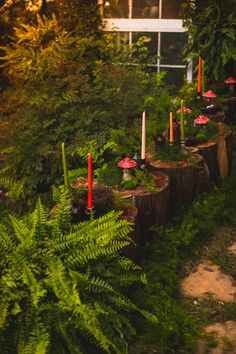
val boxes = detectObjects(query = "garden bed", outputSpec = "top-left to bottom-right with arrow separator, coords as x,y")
117,171 -> 170,245
149,154 -> 211,214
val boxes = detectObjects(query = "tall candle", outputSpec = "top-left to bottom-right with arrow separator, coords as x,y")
197,56 -> 202,94
202,59 -> 205,93
180,99 -> 184,141
87,153 -> 93,209
141,111 -> 146,160
169,112 -> 174,143
61,143 -> 69,192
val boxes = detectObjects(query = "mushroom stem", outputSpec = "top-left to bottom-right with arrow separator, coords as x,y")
123,168 -> 132,181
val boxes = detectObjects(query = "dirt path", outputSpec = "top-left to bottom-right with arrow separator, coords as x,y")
181,229 -> 236,354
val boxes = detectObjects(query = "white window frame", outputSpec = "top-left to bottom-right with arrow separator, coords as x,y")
98,0 -> 192,81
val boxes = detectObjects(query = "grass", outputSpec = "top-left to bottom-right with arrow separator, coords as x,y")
130,126 -> 236,353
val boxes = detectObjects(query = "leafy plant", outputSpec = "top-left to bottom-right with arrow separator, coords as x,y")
0,191 -> 157,353
135,169 -> 157,192
0,12 -> 169,200
182,0 -> 236,80
121,178 -> 139,190
154,143 -> 190,162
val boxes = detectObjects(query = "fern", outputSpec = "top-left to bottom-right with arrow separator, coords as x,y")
0,190 -> 155,353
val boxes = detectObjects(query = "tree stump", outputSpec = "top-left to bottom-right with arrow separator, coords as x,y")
195,123 -> 233,182
118,171 -> 170,246
216,123 -> 233,179
205,110 -> 225,123
195,140 -> 220,184
227,96 -> 236,123
150,154 -> 211,215
120,204 -> 138,260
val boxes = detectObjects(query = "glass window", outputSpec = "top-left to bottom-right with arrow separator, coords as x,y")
161,32 -> 188,65
105,0 -> 128,18
132,32 -> 158,59
100,0 -> 191,85
162,0 -> 182,19
161,67 -> 186,92
133,0 -> 159,18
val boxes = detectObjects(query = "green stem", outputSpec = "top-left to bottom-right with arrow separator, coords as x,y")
202,59 -> 206,93
61,143 -> 70,192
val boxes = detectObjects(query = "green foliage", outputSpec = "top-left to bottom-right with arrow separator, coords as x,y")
121,178 -> 139,190
155,143 -> 190,162
135,169 -> 157,192
179,81 -> 198,106
184,119 -> 219,142
195,132 -> 208,143
182,0 -> 236,80
109,127 -> 140,158
132,155 -> 236,353
0,13 -> 168,199
0,191 -> 157,353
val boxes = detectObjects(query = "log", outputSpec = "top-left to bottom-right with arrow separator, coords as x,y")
195,140 -> 220,184
226,96 -> 236,123
150,154 -> 211,215
216,123 -> 233,178
118,171 -> 170,245
120,204 -> 138,260
205,110 -> 225,123
195,123 -> 233,182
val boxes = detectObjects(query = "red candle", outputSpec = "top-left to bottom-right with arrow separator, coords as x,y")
197,56 -> 202,93
87,153 -> 93,209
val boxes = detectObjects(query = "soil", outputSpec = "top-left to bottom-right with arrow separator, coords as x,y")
228,242 -> 236,256
181,230 -> 236,354
181,261 -> 236,303
196,321 -> 236,354
72,186 -> 112,211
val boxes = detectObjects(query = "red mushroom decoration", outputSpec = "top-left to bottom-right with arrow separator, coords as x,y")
224,76 -> 236,91
224,76 -> 236,84
203,90 -> 217,99
194,115 -> 209,125
117,157 -> 137,181
176,106 -> 192,114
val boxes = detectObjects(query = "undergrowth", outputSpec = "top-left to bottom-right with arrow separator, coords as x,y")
131,142 -> 236,353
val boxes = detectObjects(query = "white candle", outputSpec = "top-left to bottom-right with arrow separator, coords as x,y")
141,111 -> 146,160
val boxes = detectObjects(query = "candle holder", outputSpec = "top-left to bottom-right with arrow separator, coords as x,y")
180,139 -> 188,155
85,207 -> 95,219
138,158 -> 150,170
196,92 -> 202,101
155,134 -> 166,148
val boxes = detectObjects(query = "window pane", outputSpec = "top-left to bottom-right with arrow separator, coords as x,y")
162,0 -> 182,19
104,0 -> 128,18
160,32 -> 188,65
161,68 -> 186,93
133,0 -> 159,18
132,32 -> 158,59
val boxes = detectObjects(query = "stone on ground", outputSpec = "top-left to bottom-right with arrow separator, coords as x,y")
181,262 -> 236,302
196,321 -> 236,354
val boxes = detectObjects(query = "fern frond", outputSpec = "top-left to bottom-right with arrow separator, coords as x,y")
0,301 -> 9,329
9,215 -> 31,244
139,309 -> 159,324
117,257 -> 141,271
21,264 -> 46,307
32,198 -> 47,239
46,259 -> 81,309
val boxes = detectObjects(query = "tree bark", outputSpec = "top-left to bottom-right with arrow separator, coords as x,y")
150,154 -> 211,215
195,123 -> 233,182
216,123 -> 233,179
119,171 -> 170,246
195,141 -> 220,184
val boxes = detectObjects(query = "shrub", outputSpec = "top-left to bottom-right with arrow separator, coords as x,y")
0,191 -> 156,353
